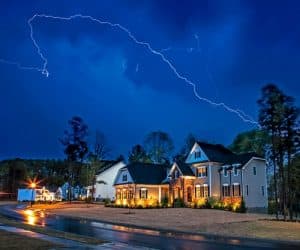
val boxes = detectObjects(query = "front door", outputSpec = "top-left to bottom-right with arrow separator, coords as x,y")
187,186 -> 192,202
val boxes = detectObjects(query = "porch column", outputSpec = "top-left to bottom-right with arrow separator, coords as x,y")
158,186 -> 161,204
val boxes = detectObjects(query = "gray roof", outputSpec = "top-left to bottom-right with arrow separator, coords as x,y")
96,160 -> 122,175
175,162 -> 194,176
121,163 -> 168,185
196,141 -> 236,163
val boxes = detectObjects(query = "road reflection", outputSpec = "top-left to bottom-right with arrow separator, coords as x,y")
22,209 -> 46,226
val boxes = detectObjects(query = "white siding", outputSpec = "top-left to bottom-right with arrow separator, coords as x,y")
114,168 -> 133,184
94,161 -> 126,200
185,143 -> 209,164
242,158 -> 268,209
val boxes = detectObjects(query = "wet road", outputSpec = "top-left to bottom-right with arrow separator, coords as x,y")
0,204 -> 299,250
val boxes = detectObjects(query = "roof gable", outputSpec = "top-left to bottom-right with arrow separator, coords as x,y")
115,163 -> 168,185
185,143 -> 209,163
114,167 -> 134,185
170,162 -> 195,177
96,160 -> 124,175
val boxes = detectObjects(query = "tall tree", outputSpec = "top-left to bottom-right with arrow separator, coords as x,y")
144,131 -> 174,164
281,98 -> 299,219
258,84 -> 286,219
60,116 -> 89,201
128,144 -> 151,163
258,84 -> 299,220
229,129 -> 269,156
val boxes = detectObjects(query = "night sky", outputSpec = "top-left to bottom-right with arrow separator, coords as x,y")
0,1 -> 299,160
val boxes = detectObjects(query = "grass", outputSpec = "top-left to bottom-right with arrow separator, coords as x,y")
0,215 -> 106,245
0,229 -> 60,250
204,220 -> 300,241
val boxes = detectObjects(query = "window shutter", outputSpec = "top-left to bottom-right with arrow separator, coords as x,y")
146,190 -> 148,199
205,167 -> 208,177
139,189 -> 142,199
208,186 -> 210,197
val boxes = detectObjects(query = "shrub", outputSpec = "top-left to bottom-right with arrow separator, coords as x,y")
236,199 -> 247,213
268,200 -> 277,214
104,198 -> 111,206
174,198 -> 185,208
161,196 -> 169,208
136,205 -> 143,209
85,196 -> 93,203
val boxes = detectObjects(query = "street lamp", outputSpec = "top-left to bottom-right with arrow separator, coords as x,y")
30,182 -> 36,207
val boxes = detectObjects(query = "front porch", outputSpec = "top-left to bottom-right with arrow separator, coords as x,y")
115,184 -> 169,207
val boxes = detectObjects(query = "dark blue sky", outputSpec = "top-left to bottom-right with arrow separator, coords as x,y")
0,0 -> 299,159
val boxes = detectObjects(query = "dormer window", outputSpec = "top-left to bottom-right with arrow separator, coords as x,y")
194,151 -> 201,159
224,168 -> 228,177
122,174 -> 127,182
174,170 -> 179,179
234,167 -> 238,176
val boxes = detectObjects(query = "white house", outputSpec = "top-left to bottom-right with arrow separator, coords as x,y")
94,160 -> 125,200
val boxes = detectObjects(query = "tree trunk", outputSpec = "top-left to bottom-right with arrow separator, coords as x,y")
272,141 -> 279,220
287,152 -> 293,220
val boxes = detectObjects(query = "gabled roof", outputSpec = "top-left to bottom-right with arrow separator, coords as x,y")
225,152 -> 263,166
175,162 -> 194,176
196,141 -> 235,163
123,163 -> 168,185
96,160 -> 123,175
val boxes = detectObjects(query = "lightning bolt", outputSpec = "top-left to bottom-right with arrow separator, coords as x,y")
1,13 -> 258,125
0,58 -> 44,73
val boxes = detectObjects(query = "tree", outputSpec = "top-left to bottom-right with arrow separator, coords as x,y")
128,144 -> 151,163
87,130 -> 111,200
281,98 -> 299,219
174,133 -> 197,162
60,116 -> 89,201
258,84 -> 299,220
258,84 -> 286,219
92,130 -> 111,161
229,129 -> 269,156
144,131 -> 174,164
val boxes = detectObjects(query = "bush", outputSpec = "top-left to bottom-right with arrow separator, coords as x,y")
104,198 -> 111,206
85,196 -> 93,203
161,196 -> 169,208
174,198 -> 185,208
236,199 -> 247,213
136,205 -> 143,209
268,200 -> 277,214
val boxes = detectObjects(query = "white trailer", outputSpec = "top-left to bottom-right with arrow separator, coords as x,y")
17,189 -> 35,201
17,188 -> 56,202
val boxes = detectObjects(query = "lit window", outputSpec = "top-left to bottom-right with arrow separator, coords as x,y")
232,184 -> 241,196
203,185 -> 209,197
128,189 -> 134,199
122,189 -> 127,199
222,185 -> 230,197
195,185 -> 209,198
198,167 -> 207,177
195,185 -> 201,198
140,188 -> 148,199
122,174 -> 127,182
253,167 -> 257,175
116,189 -> 121,199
